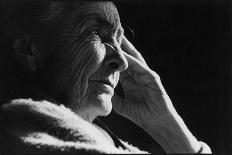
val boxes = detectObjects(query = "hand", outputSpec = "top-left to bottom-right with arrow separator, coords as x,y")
112,36 -> 176,129
112,36 -> 205,153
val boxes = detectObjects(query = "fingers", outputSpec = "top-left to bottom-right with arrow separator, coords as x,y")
123,52 -> 149,73
121,36 -> 147,65
118,52 -> 150,85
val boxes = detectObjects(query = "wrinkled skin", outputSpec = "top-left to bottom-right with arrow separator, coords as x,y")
46,2 -> 177,129
42,2 -> 127,122
29,2 -> 209,153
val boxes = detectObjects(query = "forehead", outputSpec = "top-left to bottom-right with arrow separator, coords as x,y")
73,2 -> 121,30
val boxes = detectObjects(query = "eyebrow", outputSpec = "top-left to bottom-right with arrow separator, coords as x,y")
78,15 -> 123,37
96,15 -> 120,30
76,14 -> 118,31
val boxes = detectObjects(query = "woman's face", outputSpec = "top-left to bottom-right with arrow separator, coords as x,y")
49,2 -> 128,120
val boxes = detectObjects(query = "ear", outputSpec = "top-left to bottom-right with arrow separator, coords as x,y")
13,34 -> 39,72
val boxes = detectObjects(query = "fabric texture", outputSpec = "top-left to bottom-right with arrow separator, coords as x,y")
0,99 -> 148,154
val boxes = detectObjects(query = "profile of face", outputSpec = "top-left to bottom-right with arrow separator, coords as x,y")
43,2 -> 128,121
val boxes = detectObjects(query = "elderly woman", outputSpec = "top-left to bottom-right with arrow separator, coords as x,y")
0,1 -> 211,154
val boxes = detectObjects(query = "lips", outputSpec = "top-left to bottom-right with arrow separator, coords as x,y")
90,80 -> 114,88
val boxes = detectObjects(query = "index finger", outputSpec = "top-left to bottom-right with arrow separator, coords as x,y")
121,36 -> 147,65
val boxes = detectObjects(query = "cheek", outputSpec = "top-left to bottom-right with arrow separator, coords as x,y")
69,41 -> 106,99
86,41 -> 106,74
81,41 -> 106,93
53,34 -> 107,104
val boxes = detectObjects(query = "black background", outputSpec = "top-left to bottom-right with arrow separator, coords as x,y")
100,0 -> 231,154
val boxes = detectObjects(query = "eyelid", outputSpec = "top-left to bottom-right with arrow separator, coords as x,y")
80,25 -> 100,35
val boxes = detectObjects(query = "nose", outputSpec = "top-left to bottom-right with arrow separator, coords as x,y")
104,42 -> 128,72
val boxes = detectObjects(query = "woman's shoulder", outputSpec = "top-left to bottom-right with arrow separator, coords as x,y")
1,99 -> 137,154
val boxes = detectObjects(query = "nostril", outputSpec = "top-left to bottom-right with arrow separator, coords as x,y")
108,61 -> 119,70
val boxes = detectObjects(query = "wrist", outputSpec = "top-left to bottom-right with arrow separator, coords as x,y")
143,113 -> 201,153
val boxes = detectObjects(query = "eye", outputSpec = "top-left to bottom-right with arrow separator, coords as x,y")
83,25 -> 100,36
90,30 -> 99,35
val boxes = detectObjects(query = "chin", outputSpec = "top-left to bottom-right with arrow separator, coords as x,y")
77,82 -> 114,120
94,94 -> 113,116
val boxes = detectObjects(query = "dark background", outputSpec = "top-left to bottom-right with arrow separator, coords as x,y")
100,0 -> 231,154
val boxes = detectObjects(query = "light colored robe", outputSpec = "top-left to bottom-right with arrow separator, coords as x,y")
0,99 -> 148,154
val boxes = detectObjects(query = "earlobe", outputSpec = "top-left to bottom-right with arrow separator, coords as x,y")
13,35 -> 38,72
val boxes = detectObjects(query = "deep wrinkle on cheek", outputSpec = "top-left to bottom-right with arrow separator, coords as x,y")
72,41 -> 107,113
69,39 -> 106,105
80,42 -> 105,95
56,36 -> 91,101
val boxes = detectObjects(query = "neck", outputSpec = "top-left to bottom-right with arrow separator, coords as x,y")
76,108 -> 97,123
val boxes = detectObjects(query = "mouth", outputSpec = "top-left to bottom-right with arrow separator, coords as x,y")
90,80 -> 114,88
